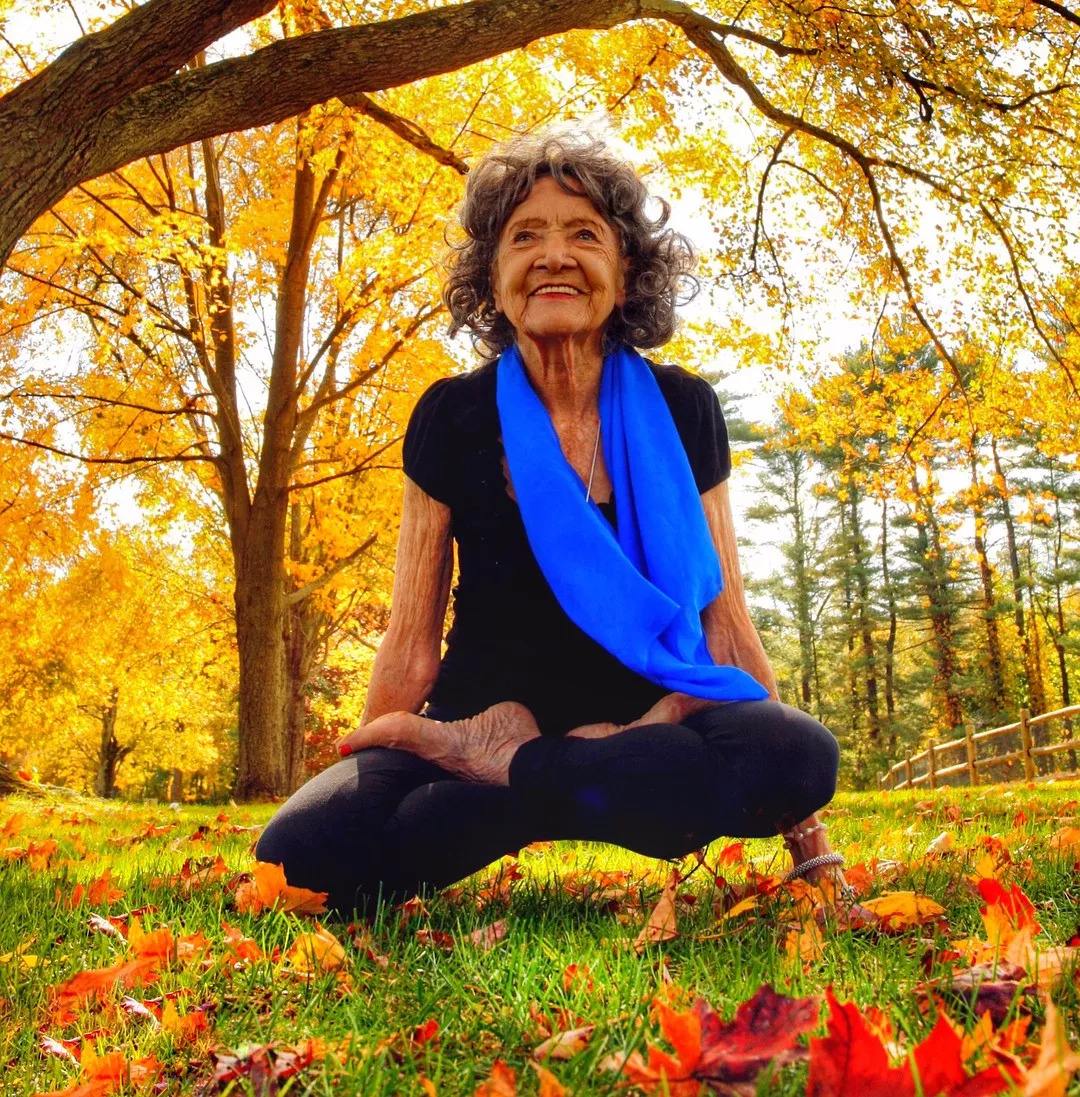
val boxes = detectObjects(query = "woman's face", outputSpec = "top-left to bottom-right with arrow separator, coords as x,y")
491,176 -> 627,353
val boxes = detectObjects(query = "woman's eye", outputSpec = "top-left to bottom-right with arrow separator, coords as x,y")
577,229 -> 598,240
512,231 -> 533,243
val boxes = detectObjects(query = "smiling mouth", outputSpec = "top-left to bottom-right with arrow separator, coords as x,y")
530,285 -> 584,297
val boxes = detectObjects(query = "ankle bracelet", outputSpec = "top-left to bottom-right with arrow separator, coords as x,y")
782,822 -> 824,845
783,851 -> 844,884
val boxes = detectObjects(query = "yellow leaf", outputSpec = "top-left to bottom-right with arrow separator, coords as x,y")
284,923 -> 347,974
1021,998 -> 1080,1096
860,891 -> 945,931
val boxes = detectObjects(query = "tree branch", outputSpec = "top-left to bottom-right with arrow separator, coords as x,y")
7,389 -> 213,417
0,432 -> 217,465
286,532 -> 377,605
287,435 -> 400,492
343,93 -> 469,174
1033,0 -> 1080,30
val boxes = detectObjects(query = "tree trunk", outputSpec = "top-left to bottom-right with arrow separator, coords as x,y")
837,503 -> 862,747
879,497 -> 898,751
909,468 -> 964,732
233,505 -> 289,800
968,443 -> 1008,718
93,687 -> 132,798
991,438 -> 1046,714
788,453 -> 815,710
848,488 -> 881,742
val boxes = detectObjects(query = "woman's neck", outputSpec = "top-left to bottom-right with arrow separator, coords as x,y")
516,334 -> 604,421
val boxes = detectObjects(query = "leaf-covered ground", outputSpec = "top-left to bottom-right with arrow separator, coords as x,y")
3,781 -> 1080,1095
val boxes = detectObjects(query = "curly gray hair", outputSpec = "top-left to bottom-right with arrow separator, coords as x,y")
443,131 -> 698,360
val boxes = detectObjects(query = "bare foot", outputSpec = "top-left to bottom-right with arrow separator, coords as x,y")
337,701 -> 541,786
566,693 -> 719,740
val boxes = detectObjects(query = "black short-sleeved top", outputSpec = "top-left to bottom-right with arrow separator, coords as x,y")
402,358 -> 731,736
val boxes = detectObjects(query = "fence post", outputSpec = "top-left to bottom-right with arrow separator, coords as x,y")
904,756 -> 913,789
927,741 -> 938,790
1020,707 -> 1035,780
965,722 -> 978,786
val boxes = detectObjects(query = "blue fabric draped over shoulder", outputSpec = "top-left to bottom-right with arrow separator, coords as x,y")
495,343 -> 768,702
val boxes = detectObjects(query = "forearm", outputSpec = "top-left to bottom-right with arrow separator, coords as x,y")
702,599 -> 779,700
360,639 -> 438,723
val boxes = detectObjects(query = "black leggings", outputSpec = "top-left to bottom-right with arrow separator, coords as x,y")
255,701 -> 839,915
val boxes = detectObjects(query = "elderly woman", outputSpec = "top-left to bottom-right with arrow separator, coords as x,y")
256,133 -> 845,914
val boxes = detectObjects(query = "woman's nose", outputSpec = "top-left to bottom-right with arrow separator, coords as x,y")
535,235 -> 577,270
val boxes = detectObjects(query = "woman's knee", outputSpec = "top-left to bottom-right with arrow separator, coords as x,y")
766,706 -> 839,822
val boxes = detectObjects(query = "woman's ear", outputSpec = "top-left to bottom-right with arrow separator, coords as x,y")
615,255 -> 630,308
491,262 -> 503,314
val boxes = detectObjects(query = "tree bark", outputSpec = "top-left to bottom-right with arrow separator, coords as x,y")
909,466 -> 964,733
93,687 -> 132,798
233,510 -> 289,800
879,497 -> 898,750
0,0 -> 642,264
991,438 -> 1046,715
968,442 -> 1008,719
847,487 -> 881,743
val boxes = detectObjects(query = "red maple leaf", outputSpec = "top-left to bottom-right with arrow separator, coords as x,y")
695,984 -> 818,1083
976,878 -> 1041,934
807,988 -> 1014,1097
605,985 -> 816,1094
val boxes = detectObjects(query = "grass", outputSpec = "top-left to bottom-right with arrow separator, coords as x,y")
3,780 -> 1080,1094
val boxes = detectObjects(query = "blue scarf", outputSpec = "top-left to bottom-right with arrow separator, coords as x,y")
496,343 -> 768,702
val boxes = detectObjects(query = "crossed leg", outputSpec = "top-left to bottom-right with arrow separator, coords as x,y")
260,699 -> 841,915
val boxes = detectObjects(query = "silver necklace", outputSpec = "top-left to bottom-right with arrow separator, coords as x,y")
585,419 -> 601,502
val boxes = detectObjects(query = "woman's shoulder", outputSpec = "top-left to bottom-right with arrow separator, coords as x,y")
642,358 -> 723,416
410,361 -> 497,429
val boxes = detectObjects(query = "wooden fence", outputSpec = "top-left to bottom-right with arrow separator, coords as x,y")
878,704 -> 1080,791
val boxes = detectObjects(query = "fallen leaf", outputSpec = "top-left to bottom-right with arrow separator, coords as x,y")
160,999 -> 212,1043
533,1024 -> 595,1061
468,920 -> 508,951
807,987 -> 1013,1096
927,831 -> 955,855
1020,998 -> 1080,1096
415,928 -> 455,951
861,891 -> 946,932
210,1039 -> 323,1093
283,924 -> 347,975
233,862 -> 328,916
49,956 -> 162,1025
530,1061 -> 567,1097
634,870 -> 679,953
412,1019 -> 440,1048
474,1058 -> 517,1096
947,961 -> 1034,1026
695,985 -> 817,1084
1048,827 -> 1080,854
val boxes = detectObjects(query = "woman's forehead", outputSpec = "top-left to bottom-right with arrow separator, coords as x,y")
502,177 -> 611,233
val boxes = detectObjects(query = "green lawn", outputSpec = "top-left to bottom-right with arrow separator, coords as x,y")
3,781 -> 1080,1095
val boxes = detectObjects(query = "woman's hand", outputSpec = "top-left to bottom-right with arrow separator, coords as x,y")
335,701 -> 542,786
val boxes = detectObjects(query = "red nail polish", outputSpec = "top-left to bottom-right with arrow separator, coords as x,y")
338,744 -> 352,757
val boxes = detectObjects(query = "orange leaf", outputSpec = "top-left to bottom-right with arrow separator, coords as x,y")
530,1061 -> 567,1097
160,999 -> 211,1043
474,1058 -> 517,1096
283,924 -> 346,974
656,1000 -> 702,1073
234,861 -> 327,915
127,918 -> 174,961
